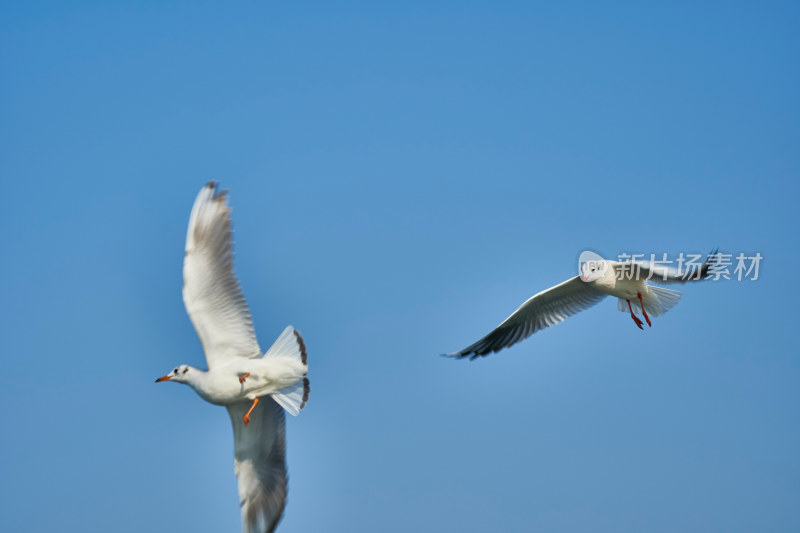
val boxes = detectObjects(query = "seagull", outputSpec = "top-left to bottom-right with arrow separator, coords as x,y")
447,250 -> 717,360
156,182 -> 310,533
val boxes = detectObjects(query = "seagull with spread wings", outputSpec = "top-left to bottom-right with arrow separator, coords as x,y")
447,251 -> 718,360
156,182 -> 309,533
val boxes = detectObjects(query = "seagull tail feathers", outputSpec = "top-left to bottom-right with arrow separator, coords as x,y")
263,326 -> 309,366
272,377 -> 310,417
617,285 -> 682,317
263,326 -> 310,416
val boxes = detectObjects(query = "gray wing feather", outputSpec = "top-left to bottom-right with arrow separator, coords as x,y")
227,399 -> 287,533
448,276 -> 606,360
624,249 -> 719,285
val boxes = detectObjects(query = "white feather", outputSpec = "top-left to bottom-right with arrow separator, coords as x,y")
227,399 -> 287,533
182,182 -> 261,369
448,276 -> 607,359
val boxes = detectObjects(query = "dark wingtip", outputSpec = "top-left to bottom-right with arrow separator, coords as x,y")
204,181 -> 229,201
699,248 -> 721,278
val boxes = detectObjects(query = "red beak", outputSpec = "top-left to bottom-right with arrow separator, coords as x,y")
155,375 -> 171,383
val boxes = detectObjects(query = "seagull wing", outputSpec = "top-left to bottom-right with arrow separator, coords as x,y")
227,400 -> 287,533
448,276 -> 606,359
183,182 -> 261,369
622,249 -> 719,285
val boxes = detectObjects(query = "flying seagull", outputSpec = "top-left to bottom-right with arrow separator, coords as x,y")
156,182 -> 310,533
447,251 -> 717,360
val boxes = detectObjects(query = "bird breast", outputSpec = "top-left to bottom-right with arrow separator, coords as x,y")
192,358 -> 306,405
590,269 -> 643,299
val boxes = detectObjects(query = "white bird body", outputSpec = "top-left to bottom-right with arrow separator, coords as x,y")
174,355 -> 307,406
588,262 -> 636,296
157,182 -> 309,533
589,261 -> 657,300
448,252 -> 716,359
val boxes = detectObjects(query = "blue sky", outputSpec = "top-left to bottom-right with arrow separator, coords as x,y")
1,2 -> 799,532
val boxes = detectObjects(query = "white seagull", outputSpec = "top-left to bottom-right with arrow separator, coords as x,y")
447,251 -> 717,360
156,182 -> 310,533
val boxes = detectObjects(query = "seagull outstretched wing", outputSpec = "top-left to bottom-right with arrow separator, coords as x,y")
620,249 -> 719,285
448,276 -> 606,359
183,182 -> 261,369
227,399 -> 287,533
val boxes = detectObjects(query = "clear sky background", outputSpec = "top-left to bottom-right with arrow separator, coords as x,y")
2,2 -> 799,532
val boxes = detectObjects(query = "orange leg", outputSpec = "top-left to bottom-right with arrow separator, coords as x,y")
243,398 -> 259,426
637,292 -> 652,327
239,372 -> 250,384
627,299 -> 644,330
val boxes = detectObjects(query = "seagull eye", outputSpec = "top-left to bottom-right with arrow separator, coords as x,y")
174,368 -> 179,374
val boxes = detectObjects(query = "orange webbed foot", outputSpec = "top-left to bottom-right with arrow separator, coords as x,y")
242,397 -> 259,426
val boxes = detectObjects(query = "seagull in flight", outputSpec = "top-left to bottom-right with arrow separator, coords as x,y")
447,250 -> 718,360
156,182 -> 310,533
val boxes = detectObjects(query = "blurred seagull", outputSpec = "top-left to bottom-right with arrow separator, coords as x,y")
447,250 -> 717,360
156,182 -> 309,533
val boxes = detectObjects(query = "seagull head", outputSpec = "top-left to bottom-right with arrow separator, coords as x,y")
155,365 -> 194,384
580,259 -> 609,283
